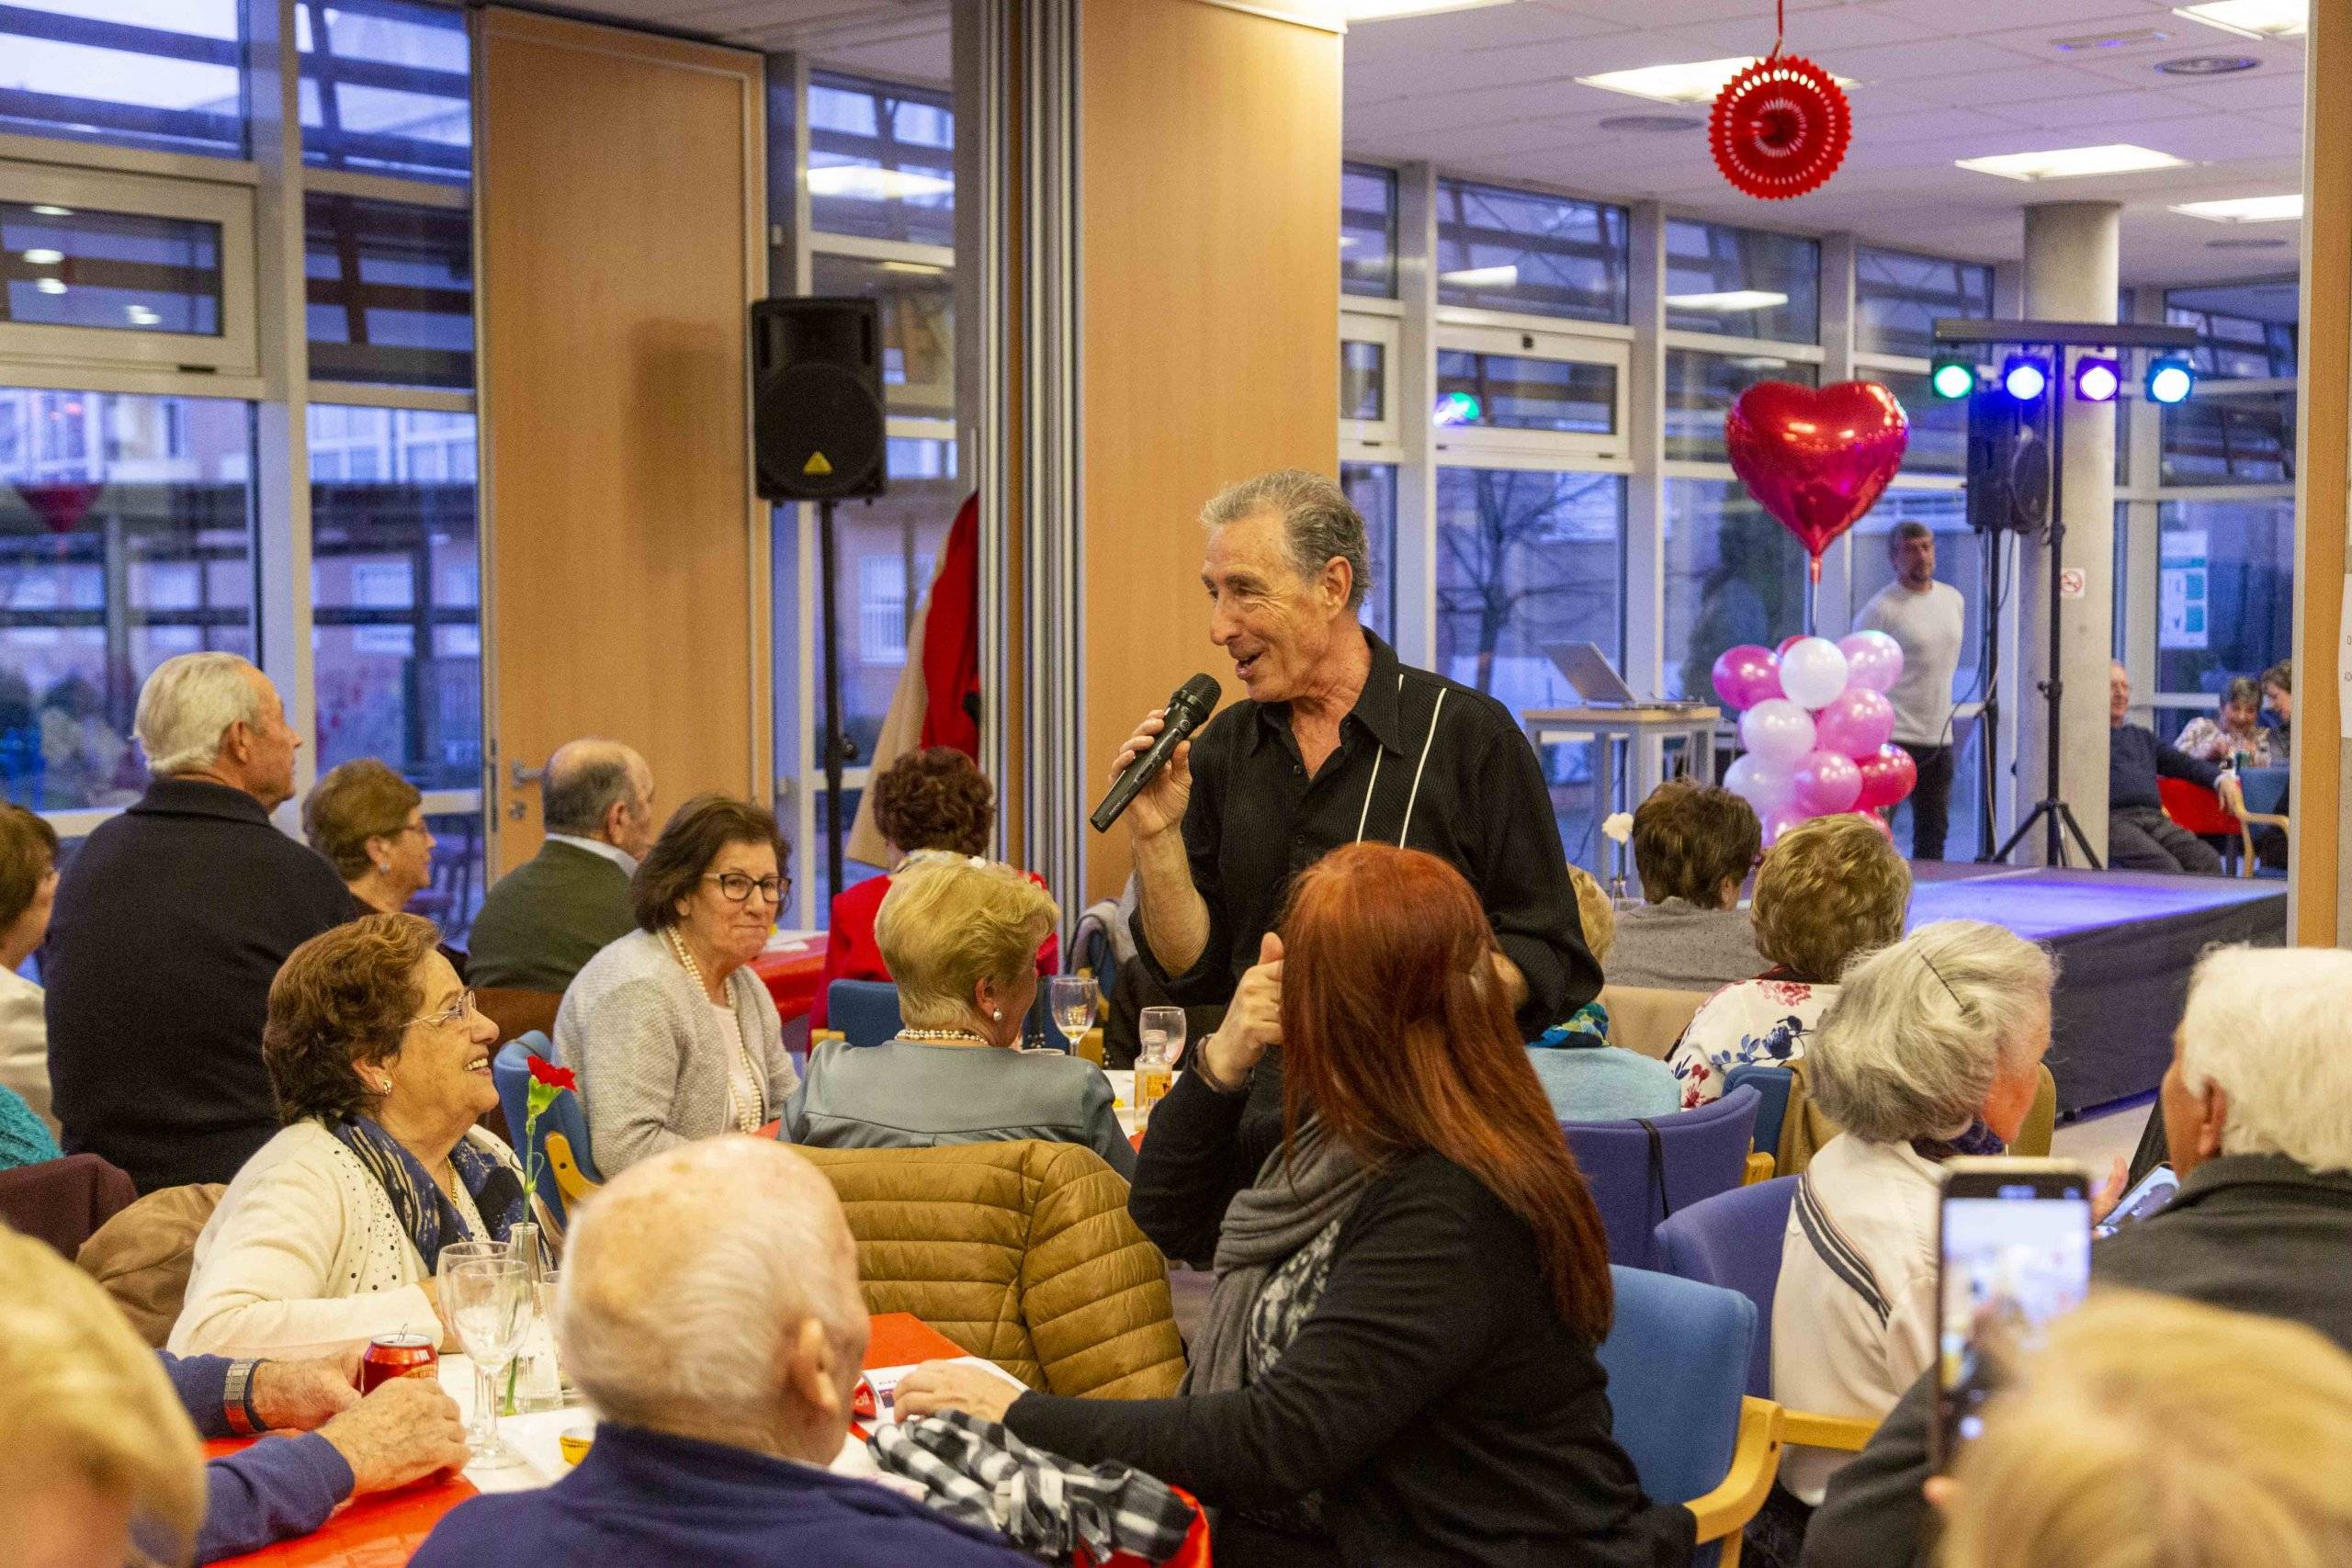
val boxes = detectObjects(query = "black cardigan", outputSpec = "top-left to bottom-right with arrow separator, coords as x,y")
1006,1069 -> 1692,1568
45,777 -> 355,1191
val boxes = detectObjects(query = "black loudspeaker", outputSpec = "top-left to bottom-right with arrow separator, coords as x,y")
751,297 -> 888,502
1964,387 -> 2051,536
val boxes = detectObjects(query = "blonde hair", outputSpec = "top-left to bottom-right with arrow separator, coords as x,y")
0,1226 -> 205,1560
1750,815 -> 1911,982
1566,863 -> 1616,964
1944,1290 -> 2352,1568
874,857 -> 1059,1028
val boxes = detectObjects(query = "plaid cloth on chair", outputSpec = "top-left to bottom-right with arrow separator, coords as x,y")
870,1409 -> 1200,1564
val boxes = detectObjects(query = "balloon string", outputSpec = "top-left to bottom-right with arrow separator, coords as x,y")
1773,0 -> 1784,56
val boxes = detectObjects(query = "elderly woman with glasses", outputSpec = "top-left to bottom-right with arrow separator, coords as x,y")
172,913 -> 531,1359
554,795 -> 799,1174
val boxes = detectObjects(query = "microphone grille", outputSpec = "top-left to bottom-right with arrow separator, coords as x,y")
1174,673 -> 1222,715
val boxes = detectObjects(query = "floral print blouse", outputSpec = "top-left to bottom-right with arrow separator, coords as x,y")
1663,975 -> 1839,1111
2173,716 -> 2273,768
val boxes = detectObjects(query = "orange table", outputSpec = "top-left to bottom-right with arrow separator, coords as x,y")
752,934 -> 827,1022
206,1314 -> 962,1566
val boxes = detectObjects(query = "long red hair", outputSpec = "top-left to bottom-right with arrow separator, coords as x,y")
1278,842 -> 1613,1341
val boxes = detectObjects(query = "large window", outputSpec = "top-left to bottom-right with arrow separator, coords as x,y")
1665,350 -> 1817,463
1341,163 -> 1397,301
808,253 -> 953,418
806,73 -> 954,248
1663,479 -> 1806,703
1437,468 -> 1623,698
307,404 -> 479,790
829,437 -> 959,764
1665,220 -> 1819,343
1856,247 -> 1995,358
1,202 -> 221,336
2164,281 -> 2296,379
1435,348 -> 1614,435
2159,393 -> 2293,486
1436,178 -> 1628,323
2154,499 -> 2293,698
1340,461 -> 1396,643
0,3 -> 245,159
0,389 -> 254,811
298,0 -> 472,186
304,195 -> 473,389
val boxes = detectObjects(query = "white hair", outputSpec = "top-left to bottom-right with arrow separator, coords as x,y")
133,652 -> 266,775
2179,946 -> 2352,1173
1808,919 -> 2055,1144
558,1139 -> 865,1436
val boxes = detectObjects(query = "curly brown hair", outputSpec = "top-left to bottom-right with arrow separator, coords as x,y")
1751,815 -> 1912,982
870,747 -> 993,856
1632,781 -> 1760,908
0,803 -> 58,931
632,795 -> 792,932
302,759 -> 423,881
264,911 -> 442,1124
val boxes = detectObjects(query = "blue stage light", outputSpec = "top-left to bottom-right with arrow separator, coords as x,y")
2073,357 -> 2120,403
2001,355 -> 2051,401
2146,358 -> 2196,405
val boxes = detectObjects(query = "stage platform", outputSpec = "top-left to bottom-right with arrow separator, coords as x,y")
1905,863 -> 2287,1118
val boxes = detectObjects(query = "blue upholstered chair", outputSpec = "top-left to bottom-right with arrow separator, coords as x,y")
1562,1084 -> 1761,1270
492,1034 -> 603,1226
1599,1265 -> 1781,1567
1654,1177 -> 1882,1461
827,979 -> 905,1046
1724,1065 -> 1793,1164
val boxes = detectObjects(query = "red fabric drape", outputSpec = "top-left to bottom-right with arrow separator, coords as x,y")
919,494 -> 981,758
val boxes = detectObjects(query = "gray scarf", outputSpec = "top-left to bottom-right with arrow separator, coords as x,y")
1184,1115 -> 1374,1396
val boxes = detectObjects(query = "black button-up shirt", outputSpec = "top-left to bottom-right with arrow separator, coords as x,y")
1131,630 -> 1597,1037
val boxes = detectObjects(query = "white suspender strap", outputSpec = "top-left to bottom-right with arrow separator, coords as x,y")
1398,687 -> 1446,849
1353,672 -> 1408,844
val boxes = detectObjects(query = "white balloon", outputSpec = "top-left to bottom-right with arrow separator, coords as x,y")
1779,637 -> 1852,711
1738,698 -> 1817,767
1724,752 -> 1793,814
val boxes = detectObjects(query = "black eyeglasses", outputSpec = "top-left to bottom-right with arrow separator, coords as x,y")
705,872 -> 787,905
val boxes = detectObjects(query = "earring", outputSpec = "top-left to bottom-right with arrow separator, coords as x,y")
375,861 -> 390,874
992,1009 -> 1002,1021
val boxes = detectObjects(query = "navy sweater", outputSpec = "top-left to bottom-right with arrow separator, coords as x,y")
163,1352 -> 356,1563
2108,721 -> 2219,812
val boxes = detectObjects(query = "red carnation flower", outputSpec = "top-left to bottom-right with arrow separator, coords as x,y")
526,1055 -> 577,1091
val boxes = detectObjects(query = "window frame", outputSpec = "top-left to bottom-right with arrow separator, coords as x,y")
1430,321 -> 1631,468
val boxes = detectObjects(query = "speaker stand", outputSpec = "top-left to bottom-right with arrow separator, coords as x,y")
817,497 -> 851,899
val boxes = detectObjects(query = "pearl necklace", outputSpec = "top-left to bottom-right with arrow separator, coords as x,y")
663,926 -> 765,1134
900,1026 -> 989,1045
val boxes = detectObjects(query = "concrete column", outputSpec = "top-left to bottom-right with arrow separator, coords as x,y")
2014,202 -> 2120,865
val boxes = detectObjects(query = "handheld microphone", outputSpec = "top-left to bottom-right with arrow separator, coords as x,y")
1090,674 -> 1222,833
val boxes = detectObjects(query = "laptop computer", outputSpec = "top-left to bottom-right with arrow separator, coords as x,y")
1543,641 -> 1711,710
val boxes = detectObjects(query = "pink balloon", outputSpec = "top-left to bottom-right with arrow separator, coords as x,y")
1725,752 -> 1793,816
1711,644 -> 1784,711
1849,809 -> 1894,841
1762,805 -> 1809,848
1854,743 -> 1917,810
1791,749 -> 1862,816
1815,686 -> 1897,761
1838,630 -> 1905,694
1739,699 -> 1817,766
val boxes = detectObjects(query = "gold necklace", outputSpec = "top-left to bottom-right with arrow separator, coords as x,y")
663,926 -> 765,1134
901,1026 -> 989,1044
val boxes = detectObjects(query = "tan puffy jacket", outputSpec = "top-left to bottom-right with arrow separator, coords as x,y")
800,1140 -> 1186,1398
77,1182 -> 225,1347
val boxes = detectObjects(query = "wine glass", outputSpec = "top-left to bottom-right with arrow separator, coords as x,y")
436,1239 -> 510,1444
1047,975 -> 1098,1055
446,1257 -> 533,1469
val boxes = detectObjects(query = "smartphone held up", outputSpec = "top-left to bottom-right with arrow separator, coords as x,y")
1931,1156 -> 2093,1471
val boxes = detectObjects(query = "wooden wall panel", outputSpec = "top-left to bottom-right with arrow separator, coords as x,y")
479,10 -> 766,874
1078,0 -> 1340,901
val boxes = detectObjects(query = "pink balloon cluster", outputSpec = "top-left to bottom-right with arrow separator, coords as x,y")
1712,630 -> 1915,845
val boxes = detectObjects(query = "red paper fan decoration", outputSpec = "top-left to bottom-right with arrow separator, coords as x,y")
1710,52 -> 1852,200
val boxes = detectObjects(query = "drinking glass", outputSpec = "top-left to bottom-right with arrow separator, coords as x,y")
436,1239 -> 511,1444
447,1258 -> 533,1469
1047,975 -> 1098,1055
1135,1006 -> 1183,1127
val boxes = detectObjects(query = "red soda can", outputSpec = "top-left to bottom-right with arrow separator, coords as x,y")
359,1332 -> 438,1393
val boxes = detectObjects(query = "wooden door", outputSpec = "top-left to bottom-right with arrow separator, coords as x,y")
477,9 -> 768,874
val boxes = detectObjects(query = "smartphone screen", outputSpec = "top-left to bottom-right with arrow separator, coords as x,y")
2092,1163 -> 2178,1239
1932,1158 -> 2092,1469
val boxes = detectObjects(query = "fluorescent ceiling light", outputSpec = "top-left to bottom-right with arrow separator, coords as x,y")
22,248 -> 63,265
125,305 -> 160,324
29,205 -> 72,218
1578,56 -> 1854,106
1955,144 -> 2188,180
876,259 -> 945,276
804,164 -> 954,201
1344,0 -> 1518,17
1666,289 -> 1789,311
34,277 -> 65,294
2171,193 -> 2302,221
2172,0 -> 2305,39
1441,264 -> 1519,286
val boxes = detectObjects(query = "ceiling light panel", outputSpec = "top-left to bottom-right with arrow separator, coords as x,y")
2170,193 -> 2302,220
1577,56 -> 1856,106
2172,0 -> 2306,38
1954,143 -> 2188,180
1343,0 -> 1520,17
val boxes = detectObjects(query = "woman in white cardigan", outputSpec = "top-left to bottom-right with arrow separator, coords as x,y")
173,913 -> 531,1359
553,794 -> 797,1175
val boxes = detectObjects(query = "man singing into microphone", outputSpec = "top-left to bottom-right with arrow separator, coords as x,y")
1112,470 -> 1598,1075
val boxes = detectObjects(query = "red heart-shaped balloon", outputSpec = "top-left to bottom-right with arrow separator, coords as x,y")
1724,381 -> 1911,580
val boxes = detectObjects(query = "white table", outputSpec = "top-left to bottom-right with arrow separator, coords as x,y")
1521,704 -> 1721,877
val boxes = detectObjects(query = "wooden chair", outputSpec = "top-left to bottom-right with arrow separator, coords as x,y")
477,987 -> 563,1045
1600,984 -> 1712,1060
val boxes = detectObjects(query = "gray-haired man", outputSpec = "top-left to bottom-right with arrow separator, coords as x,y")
465,739 -> 655,992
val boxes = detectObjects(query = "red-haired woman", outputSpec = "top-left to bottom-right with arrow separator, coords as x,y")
898,843 -> 1690,1567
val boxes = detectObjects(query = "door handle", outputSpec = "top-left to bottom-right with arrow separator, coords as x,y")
510,760 -> 544,789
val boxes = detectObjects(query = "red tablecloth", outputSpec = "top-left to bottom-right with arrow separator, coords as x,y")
752,937 -> 827,1022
